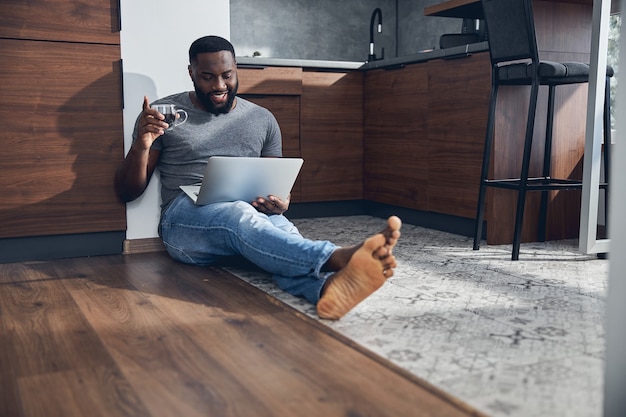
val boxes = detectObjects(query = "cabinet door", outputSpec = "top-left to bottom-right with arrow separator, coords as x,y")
427,54 -> 490,218
238,67 -> 302,95
301,71 -> 363,202
0,39 -> 125,238
0,0 -> 121,44
364,65 -> 429,210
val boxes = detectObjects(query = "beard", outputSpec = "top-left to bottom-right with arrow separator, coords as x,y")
194,80 -> 238,116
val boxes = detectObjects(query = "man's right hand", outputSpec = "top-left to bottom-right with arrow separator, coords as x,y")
113,96 -> 163,202
135,96 -> 169,150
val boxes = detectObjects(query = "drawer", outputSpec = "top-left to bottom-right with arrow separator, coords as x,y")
238,67 -> 302,95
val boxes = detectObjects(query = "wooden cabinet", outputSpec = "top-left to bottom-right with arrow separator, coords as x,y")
0,0 -> 121,43
0,39 -> 124,238
238,66 -> 303,95
364,64 -> 430,210
0,0 -> 123,260
427,54 -> 491,218
364,54 -> 490,218
301,70 -> 363,202
238,67 -> 363,203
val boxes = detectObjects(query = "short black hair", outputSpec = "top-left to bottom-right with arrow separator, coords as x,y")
189,35 -> 236,63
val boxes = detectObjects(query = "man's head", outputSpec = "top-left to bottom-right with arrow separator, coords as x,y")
188,36 -> 238,115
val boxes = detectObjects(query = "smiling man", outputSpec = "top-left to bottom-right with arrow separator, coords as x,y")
114,35 -> 402,320
188,42 -> 239,115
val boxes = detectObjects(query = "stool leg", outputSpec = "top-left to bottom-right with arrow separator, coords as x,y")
473,76 -> 499,251
512,79 -> 540,260
538,84 -> 556,242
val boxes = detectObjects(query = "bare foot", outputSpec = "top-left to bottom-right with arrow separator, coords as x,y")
316,216 -> 402,320
322,215 -> 402,272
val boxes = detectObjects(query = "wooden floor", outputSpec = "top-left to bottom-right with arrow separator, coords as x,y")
0,252 -> 485,417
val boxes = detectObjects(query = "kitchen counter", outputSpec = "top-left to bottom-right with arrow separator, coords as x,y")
236,57 -> 364,70
236,41 -> 489,72
424,0 -> 596,18
360,41 -> 488,70
424,0 -> 485,18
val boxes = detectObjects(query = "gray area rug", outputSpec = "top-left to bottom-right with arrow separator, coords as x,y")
226,215 -> 608,417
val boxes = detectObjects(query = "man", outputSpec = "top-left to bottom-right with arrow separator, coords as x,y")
114,35 -> 402,320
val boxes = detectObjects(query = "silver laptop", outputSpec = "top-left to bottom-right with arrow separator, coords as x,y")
179,156 -> 304,205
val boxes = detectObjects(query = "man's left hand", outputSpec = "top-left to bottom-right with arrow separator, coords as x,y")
252,194 -> 290,215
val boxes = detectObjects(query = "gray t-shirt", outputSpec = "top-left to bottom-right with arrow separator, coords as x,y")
132,92 -> 282,213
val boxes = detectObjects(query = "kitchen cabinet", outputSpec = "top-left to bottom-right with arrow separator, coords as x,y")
364,54 -> 491,217
364,64 -> 430,210
0,0 -> 121,43
238,67 -> 363,202
364,54 -> 491,228
426,54 -> 491,219
300,70 -> 363,202
0,0 -> 124,261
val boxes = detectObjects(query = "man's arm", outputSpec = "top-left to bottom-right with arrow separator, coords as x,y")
114,96 -> 168,202
114,145 -> 160,202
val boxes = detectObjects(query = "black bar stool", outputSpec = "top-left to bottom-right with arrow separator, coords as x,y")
473,0 -> 612,260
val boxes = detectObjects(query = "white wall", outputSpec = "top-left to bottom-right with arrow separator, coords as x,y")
120,0 -> 230,239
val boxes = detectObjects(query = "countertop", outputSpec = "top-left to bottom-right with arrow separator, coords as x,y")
236,41 -> 489,72
361,41 -> 488,70
236,57 -> 364,70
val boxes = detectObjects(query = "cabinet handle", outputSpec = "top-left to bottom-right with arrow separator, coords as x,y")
240,94 -> 279,99
115,0 -> 122,32
237,65 -> 267,69
118,59 -> 125,110
383,64 -> 405,71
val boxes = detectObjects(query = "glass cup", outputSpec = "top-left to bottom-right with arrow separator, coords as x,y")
151,104 -> 188,130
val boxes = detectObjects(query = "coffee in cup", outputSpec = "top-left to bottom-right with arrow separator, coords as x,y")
151,104 -> 188,130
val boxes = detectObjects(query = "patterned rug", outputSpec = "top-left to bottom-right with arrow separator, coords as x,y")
225,215 -> 608,417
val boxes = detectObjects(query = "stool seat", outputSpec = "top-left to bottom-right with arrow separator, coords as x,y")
499,61 -> 612,85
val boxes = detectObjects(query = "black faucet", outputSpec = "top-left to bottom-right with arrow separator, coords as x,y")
368,8 -> 384,62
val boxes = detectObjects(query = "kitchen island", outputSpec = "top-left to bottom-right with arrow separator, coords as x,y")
421,0 -> 597,245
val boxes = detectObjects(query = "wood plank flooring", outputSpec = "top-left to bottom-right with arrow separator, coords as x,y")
0,252 -> 485,417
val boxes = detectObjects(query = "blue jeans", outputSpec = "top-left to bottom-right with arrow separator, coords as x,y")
160,194 -> 337,304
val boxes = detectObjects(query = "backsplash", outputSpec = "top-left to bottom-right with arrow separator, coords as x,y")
230,0 -> 461,62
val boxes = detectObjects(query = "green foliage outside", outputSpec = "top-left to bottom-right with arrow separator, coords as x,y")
608,14 -> 620,129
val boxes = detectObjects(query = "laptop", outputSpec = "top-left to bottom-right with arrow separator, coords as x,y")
179,156 -> 304,205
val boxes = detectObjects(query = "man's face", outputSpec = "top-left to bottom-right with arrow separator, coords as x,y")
188,50 -> 239,115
